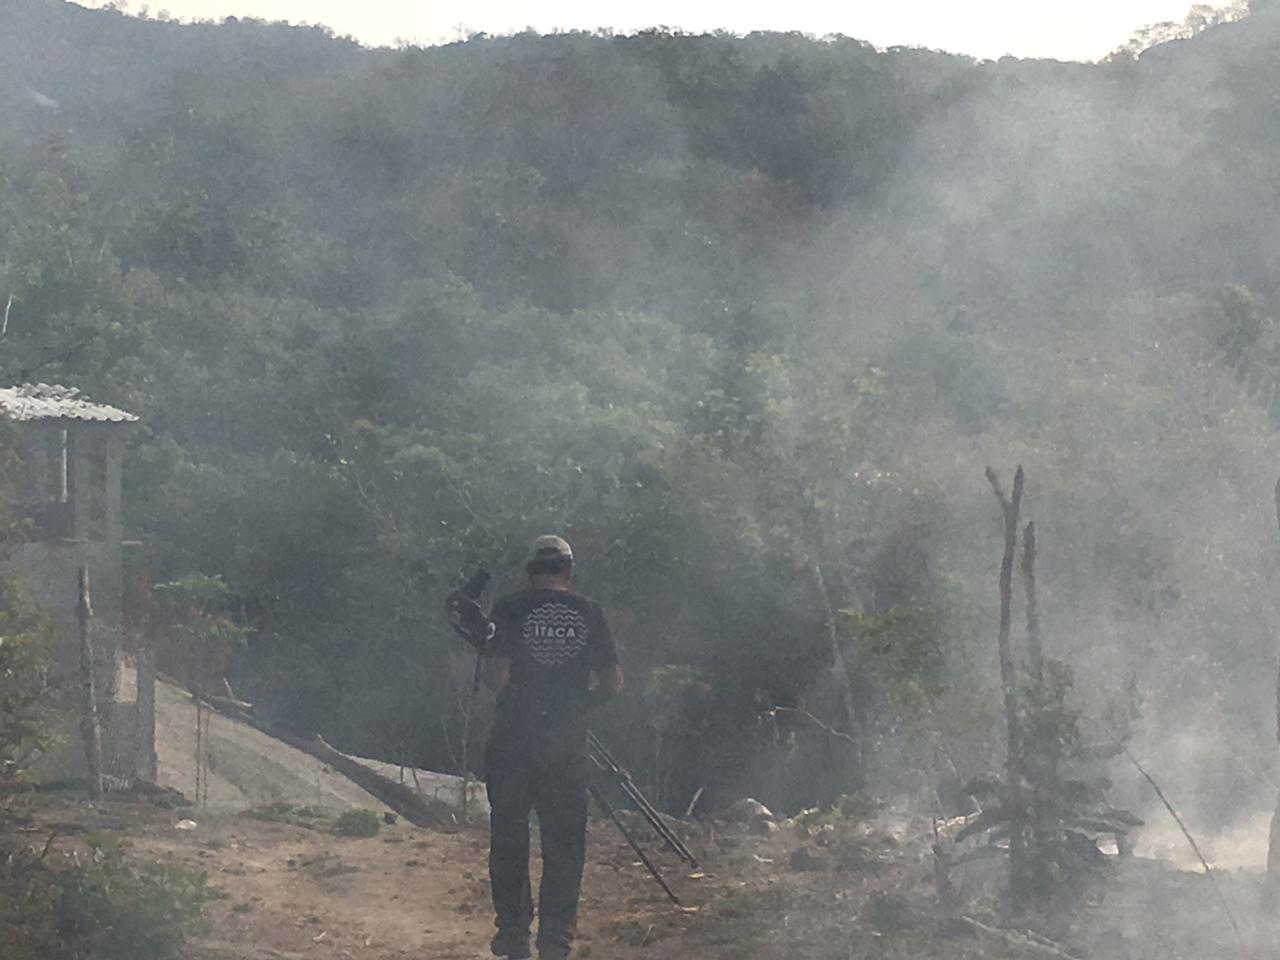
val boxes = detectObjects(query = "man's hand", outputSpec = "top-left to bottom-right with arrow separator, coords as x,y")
587,664 -> 624,709
481,655 -> 511,692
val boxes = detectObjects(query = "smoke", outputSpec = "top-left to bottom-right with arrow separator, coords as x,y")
704,7 -> 1280,867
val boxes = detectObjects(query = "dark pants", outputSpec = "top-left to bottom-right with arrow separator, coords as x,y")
486,729 -> 588,957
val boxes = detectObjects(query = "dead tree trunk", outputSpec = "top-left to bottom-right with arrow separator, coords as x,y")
1268,476 -> 1280,887
1022,522 -> 1043,685
77,567 -> 103,800
1022,519 -> 1055,895
986,465 -> 1026,913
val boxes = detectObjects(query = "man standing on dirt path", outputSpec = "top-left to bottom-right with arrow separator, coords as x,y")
480,535 -> 624,960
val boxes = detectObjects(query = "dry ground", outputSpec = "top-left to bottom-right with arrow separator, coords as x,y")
7,790 -> 1037,960
10,793 -> 728,960
17,788 -> 1272,960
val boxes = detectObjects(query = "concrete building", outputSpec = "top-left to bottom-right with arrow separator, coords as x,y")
0,383 -> 154,782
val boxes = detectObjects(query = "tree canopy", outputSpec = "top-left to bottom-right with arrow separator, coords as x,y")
3,0 -> 1280,819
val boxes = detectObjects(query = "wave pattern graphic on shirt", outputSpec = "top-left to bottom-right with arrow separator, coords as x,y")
522,603 -> 589,666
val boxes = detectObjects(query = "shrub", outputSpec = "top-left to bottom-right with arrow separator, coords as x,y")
243,801 -> 330,827
0,589 -> 57,788
333,808 -> 382,838
0,843 -> 62,960
55,835 -> 221,960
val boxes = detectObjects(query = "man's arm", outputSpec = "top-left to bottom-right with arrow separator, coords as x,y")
481,655 -> 511,692
479,593 -> 518,692
586,600 -> 622,708
587,663 -> 623,708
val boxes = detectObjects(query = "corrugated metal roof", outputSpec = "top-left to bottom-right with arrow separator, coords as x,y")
0,384 -> 138,423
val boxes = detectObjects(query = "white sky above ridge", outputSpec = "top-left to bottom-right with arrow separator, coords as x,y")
69,0 -> 1239,61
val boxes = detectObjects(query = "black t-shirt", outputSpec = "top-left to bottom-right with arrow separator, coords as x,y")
488,587 -> 618,735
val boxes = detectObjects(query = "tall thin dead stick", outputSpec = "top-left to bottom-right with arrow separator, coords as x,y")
1022,522 -> 1042,685
1269,476 -> 1280,886
1275,476 -> 1280,744
195,697 -> 204,805
812,558 -> 863,782
987,465 -> 1026,912
1021,518 -> 1054,897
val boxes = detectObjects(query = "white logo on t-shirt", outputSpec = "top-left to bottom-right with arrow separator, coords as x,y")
523,603 -> 589,666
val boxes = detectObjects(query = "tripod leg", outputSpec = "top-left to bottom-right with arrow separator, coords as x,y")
615,779 -> 700,868
589,783 -> 681,906
589,736 -> 700,869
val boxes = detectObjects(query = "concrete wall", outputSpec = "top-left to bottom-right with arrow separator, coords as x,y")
12,540 -> 122,694
8,420 -> 151,784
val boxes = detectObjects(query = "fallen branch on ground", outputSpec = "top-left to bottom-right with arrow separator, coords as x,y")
956,916 -> 1081,960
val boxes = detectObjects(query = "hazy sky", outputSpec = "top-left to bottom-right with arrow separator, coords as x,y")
72,0 -> 1235,61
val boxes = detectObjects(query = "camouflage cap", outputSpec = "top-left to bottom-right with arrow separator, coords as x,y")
527,534 -> 573,564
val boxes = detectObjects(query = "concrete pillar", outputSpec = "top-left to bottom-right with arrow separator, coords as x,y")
57,428 -> 68,503
71,428 -> 90,540
105,433 -> 123,547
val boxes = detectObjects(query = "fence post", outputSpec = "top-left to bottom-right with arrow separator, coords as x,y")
78,566 -> 103,799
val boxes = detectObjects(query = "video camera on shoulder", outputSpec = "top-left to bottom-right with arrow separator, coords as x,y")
459,567 -> 491,602
445,566 -> 494,651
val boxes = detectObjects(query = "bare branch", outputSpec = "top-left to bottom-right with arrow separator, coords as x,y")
957,916 -> 1081,960
767,706 -> 858,747
985,466 -> 1009,512
39,829 -> 59,861
1112,734 -> 1245,954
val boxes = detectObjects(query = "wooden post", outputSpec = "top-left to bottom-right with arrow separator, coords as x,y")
136,645 -> 158,782
986,465 -> 1026,913
78,566 -> 103,800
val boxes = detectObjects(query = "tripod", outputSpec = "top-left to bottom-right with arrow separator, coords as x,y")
587,730 -> 700,905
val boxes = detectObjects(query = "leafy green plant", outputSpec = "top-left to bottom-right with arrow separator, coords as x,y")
154,574 -> 251,690
333,809 -> 382,838
0,842 -> 62,960
958,660 -> 1143,902
0,627 -> 55,786
0,566 -> 58,789
55,836 -> 221,960
242,802 -> 330,828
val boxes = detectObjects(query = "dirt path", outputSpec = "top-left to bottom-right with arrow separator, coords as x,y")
32,797 -> 721,960
37,792 -> 1263,960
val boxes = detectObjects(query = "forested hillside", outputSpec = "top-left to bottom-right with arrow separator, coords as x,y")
5,0 -> 1280,827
